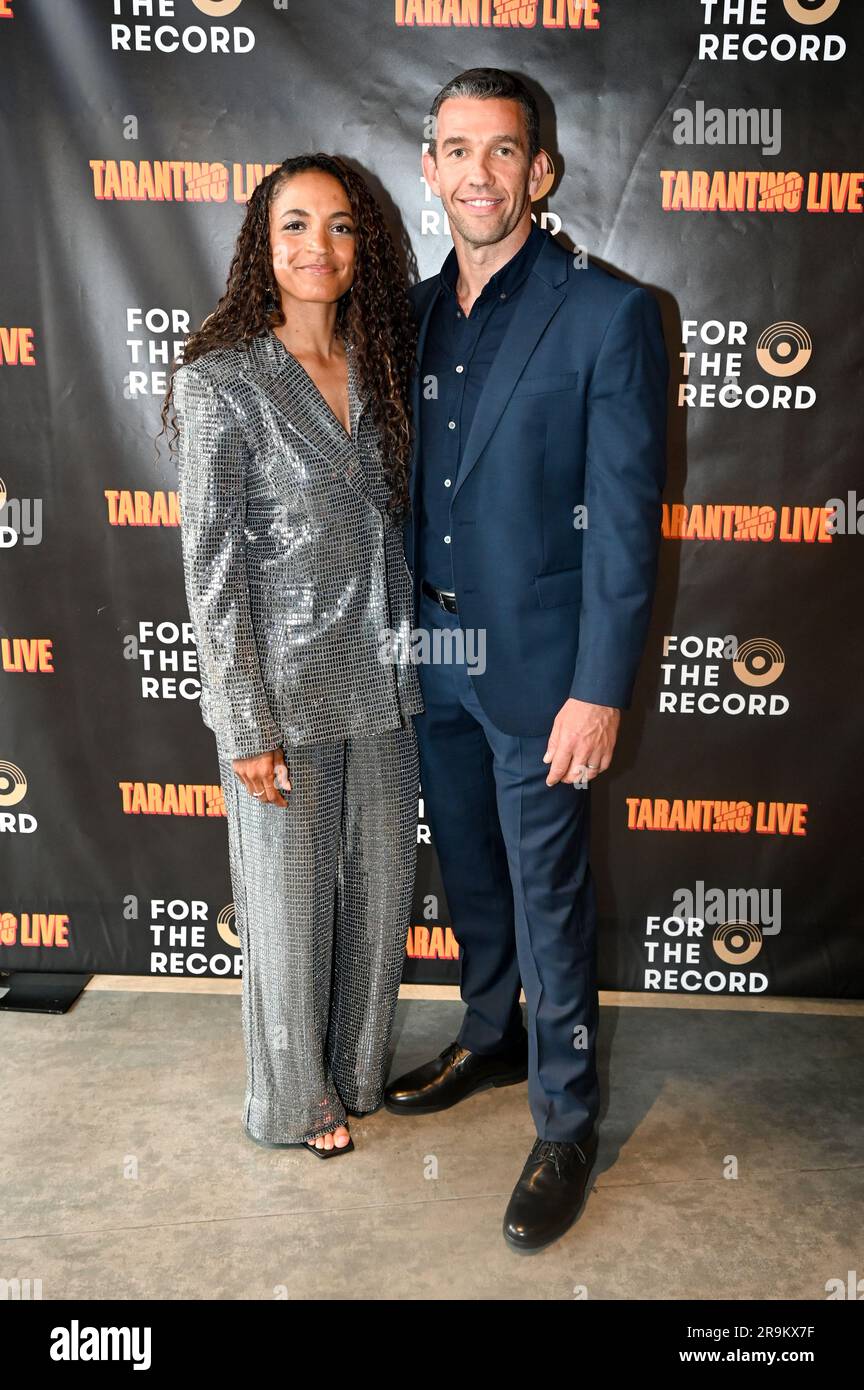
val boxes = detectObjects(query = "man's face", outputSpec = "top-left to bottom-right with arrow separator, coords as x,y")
422,96 -> 545,248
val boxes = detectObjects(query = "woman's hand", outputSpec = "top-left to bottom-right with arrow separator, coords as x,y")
232,748 -> 291,806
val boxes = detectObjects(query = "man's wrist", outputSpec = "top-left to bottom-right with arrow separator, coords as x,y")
569,677 -> 630,710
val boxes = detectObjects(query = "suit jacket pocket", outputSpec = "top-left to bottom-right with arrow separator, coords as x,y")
512,370 -> 580,398
534,565 -> 582,608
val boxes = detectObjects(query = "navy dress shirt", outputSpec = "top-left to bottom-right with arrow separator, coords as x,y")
417,219 -> 545,590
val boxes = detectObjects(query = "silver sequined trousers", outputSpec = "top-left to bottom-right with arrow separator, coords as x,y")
216,724 -> 419,1144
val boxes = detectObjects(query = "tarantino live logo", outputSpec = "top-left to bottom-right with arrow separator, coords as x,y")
119,778 -> 225,816
661,502 -> 834,543
1,635 -> 54,675
643,881 -> 782,994
660,167 -> 862,213
0,326 -> 34,365
396,0 -> 600,29
105,491 -> 179,526
625,798 -> 808,835
89,160 -> 283,203
109,0 -> 255,53
658,634 -> 789,716
1,909 -> 70,948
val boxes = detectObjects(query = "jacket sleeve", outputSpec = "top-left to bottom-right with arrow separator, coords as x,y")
174,363 -> 283,760
569,286 -> 669,710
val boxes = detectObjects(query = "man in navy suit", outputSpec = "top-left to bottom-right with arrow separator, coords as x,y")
384,68 -> 669,1253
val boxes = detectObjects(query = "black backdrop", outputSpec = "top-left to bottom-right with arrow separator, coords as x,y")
1,0 -> 861,996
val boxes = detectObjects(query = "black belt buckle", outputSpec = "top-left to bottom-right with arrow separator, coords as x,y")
422,579 -> 458,614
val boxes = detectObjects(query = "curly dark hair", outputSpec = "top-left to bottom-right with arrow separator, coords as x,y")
157,153 -> 417,520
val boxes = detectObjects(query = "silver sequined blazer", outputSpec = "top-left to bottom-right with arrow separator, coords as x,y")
173,328 -> 424,760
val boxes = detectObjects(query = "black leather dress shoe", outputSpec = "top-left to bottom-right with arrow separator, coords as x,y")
383,1038 -> 528,1115
503,1130 -> 599,1253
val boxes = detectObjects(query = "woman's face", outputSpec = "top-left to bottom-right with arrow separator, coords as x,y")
269,170 -> 357,309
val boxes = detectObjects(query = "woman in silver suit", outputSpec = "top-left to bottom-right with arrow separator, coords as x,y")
160,154 -> 423,1156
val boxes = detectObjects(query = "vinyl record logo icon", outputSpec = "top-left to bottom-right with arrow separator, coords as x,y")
732,638 -> 785,687
756,322 -> 812,378
192,0 -> 243,16
783,0 -> 841,24
713,922 -> 763,965
216,903 -> 239,946
0,760 -> 28,807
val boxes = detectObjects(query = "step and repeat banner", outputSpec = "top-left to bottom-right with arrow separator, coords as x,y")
1,0 -> 861,996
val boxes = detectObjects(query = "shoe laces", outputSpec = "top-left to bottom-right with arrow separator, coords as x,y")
531,1138 -> 586,1177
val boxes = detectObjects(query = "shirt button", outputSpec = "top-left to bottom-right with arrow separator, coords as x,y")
444,478 -> 452,487
500,292 -> 507,300
448,421 -> 456,430
455,364 -> 464,373
444,535 -> 451,544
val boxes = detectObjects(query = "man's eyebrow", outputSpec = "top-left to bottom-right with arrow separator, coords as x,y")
440,133 -> 523,149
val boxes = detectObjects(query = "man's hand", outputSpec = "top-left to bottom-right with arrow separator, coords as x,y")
232,748 -> 291,806
543,699 -> 621,786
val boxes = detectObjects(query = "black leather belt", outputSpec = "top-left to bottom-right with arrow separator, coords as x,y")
421,579 -> 458,614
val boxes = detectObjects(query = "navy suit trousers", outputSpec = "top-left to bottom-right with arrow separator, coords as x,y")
414,588 -> 600,1143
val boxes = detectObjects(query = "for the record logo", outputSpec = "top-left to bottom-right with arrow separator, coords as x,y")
680,318 -> 815,409
643,881 -> 781,993
697,0 -> 845,63
0,761 -> 36,834
143,897 -> 242,977
658,634 -> 788,716
124,619 -> 201,703
110,0 -> 254,54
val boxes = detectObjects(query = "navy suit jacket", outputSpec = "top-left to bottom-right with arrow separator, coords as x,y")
404,227 -> 669,737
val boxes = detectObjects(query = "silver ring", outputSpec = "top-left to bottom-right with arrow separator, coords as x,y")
585,762 -> 599,769
252,791 -> 264,798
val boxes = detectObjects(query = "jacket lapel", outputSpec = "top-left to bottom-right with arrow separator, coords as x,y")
240,329 -> 379,511
451,236 -> 567,502
408,280 -> 442,517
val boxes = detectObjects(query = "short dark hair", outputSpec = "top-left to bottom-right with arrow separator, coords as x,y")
427,68 -> 541,162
